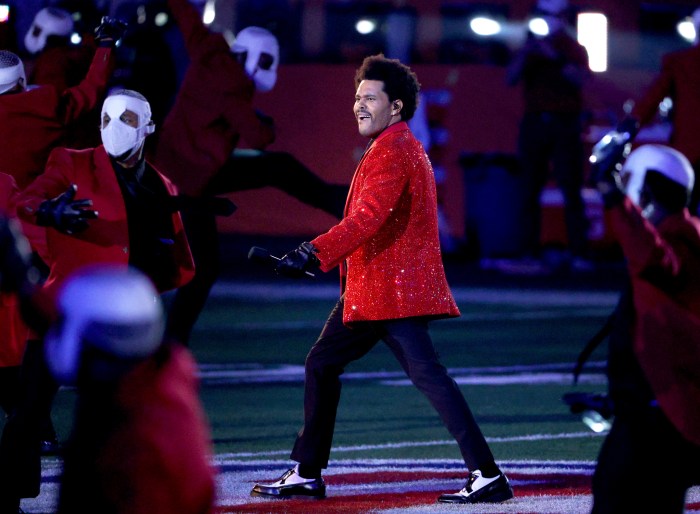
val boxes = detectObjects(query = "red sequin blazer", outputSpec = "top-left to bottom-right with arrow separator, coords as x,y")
312,122 -> 460,324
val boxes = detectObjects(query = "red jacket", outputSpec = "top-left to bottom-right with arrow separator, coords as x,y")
149,0 -> 275,196
57,343 -> 216,514
312,122 -> 460,324
632,45 -> 700,165
16,146 -> 194,301
611,199 -> 700,445
0,173 -> 28,367
0,47 -> 113,190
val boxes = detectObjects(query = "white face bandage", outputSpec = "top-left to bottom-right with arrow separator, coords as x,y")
0,51 -> 26,94
24,7 -> 74,55
230,26 -> 279,92
100,93 -> 155,159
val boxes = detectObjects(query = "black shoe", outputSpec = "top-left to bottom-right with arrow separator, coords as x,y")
251,465 -> 326,499
437,469 -> 514,504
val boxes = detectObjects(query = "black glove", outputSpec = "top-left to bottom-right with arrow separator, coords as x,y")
275,242 -> 320,278
36,184 -> 98,235
94,16 -> 128,48
0,215 -> 34,294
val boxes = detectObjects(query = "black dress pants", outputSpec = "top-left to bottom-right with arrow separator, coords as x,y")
290,298 -> 495,471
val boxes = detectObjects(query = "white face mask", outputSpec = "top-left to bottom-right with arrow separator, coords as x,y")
101,120 -> 141,158
230,27 -> 279,92
100,94 -> 155,159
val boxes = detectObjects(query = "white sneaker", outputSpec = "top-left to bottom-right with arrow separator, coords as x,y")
437,469 -> 514,504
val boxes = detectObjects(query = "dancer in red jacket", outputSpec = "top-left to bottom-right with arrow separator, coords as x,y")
151,0 -> 346,346
251,54 -> 513,506
0,173 -> 29,418
47,266 -> 215,514
2,89 -> 194,513
590,143 -> 700,514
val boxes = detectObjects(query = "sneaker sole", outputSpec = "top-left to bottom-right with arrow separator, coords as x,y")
438,483 -> 514,504
250,484 -> 326,500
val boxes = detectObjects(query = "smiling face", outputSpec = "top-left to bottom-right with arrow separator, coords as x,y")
354,79 -> 401,139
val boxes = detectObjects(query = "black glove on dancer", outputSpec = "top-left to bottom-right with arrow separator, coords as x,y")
94,16 -> 128,48
276,242 -> 320,278
36,184 -> 98,235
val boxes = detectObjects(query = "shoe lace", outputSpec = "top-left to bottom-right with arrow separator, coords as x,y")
278,468 -> 296,484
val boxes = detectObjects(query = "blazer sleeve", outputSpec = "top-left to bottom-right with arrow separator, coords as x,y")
59,47 -> 114,125
312,141 -> 409,271
632,53 -> 675,125
16,147 -> 75,225
168,0 -> 212,58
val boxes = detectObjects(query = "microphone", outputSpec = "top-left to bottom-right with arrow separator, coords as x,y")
247,246 -> 315,277
248,246 -> 280,265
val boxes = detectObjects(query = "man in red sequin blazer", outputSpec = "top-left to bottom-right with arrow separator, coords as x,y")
251,55 -> 513,506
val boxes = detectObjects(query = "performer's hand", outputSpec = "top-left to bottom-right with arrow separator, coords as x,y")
275,242 -> 320,278
589,131 -> 631,208
94,16 -> 128,47
36,184 -> 98,235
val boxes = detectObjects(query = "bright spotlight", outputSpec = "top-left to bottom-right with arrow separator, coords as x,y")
154,12 -> 169,27
528,17 -> 549,37
577,12 -> 608,72
355,18 -> 376,35
70,32 -> 82,45
203,0 -> 216,25
677,18 -> 696,43
470,16 -> 501,37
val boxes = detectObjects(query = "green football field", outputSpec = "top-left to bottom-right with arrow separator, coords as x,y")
47,277 -> 617,464
18,265 -> 700,512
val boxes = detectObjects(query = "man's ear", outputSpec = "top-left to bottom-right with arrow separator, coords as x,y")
392,99 -> 403,116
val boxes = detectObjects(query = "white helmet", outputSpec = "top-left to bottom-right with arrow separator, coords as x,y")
620,144 -> 695,206
230,26 -> 279,92
0,51 -> 25,94
45,265 -> 165,385
24,7 -> 74,55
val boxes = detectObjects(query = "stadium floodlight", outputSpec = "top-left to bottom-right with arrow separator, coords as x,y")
355,18 -> 376,35
528,17 -> 549,37
70,33 -> 82,45
577,12 -> 608,72
677,17 -> 696,43
0,5 -> 8,23
470,16 -> 502,37
154,12 -> 169,27
203,0 -> 215,25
